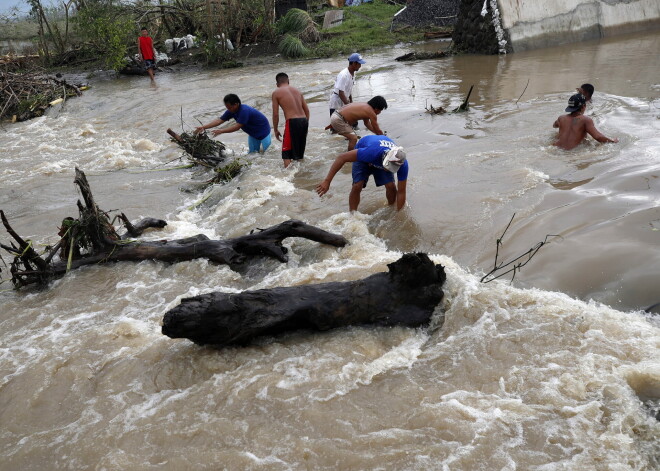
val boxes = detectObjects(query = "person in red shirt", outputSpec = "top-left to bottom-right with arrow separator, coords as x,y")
137,27 -> 157,82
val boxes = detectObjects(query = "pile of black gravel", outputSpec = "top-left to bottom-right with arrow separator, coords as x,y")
393,0 -> 461,28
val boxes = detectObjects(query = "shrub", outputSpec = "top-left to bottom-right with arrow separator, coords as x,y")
73,3 -> 134,71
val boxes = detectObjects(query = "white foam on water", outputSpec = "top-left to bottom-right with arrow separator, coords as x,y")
0,115 -> 167,185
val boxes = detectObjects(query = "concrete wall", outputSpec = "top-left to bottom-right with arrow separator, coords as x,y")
498,0 -> 660,52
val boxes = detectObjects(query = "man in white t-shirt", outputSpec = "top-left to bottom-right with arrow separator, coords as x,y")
328,53 -> 366,130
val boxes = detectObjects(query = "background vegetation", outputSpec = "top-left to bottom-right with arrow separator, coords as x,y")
1,0 -> 420,69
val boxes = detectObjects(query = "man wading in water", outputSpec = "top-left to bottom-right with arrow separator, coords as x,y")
553,94 -> 618,150
271,72 -> 310,168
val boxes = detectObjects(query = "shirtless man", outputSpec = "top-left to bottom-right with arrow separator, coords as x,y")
553,94 -> 618,150
577,83 -> 594,102
330,96 -> 387,151
272,72 -> 310,167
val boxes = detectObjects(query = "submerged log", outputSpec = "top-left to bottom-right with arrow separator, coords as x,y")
395,50 -> 449,62
0,168 -> 347,288
162,252 -> 446,346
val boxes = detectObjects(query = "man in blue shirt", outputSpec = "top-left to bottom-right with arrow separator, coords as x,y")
316,135 -> 408,211
194,94 -> 271,153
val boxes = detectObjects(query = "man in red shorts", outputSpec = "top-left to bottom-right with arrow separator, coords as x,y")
271,72 -> 310,168
137,27 -> 157,83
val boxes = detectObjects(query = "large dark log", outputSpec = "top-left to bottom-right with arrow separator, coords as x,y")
162,252 -> 446,346
0,168 -> 347,288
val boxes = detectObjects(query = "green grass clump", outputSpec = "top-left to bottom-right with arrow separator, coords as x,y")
211,158 -> 249,184
278,34 -> 308,58
276,8 -> 315,35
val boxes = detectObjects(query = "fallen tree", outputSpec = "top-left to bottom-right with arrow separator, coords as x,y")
162,252 -> 446,346
0,168 -> 347,288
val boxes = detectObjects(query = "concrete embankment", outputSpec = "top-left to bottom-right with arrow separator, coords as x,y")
453,0 -> 660,53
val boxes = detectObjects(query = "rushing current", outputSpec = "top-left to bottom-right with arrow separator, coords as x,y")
1,31 -> 659,470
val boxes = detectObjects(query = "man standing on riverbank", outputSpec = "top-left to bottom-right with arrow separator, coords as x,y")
316,134 -> 408,212
272,72 -> 310,168
328,53 -> 366,122
553,93 -> 618,150
137,27 -> 157,83
330,96 -> 387,151
194,94 -> 271,153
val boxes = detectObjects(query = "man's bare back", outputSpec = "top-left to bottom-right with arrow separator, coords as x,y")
271,74 -> 310,146
336,102 -> 377,125
553,114 -> 591,150
553,94 -> 618,150
553,113 -> 618,150
272,85 -> 308,121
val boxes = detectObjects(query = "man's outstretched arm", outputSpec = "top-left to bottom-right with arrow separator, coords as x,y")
316,150 -> 359,196
194,118 -> 224,134
585,118 -> 618,144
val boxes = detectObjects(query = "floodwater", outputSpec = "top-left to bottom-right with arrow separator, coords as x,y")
1,31 -> 659,470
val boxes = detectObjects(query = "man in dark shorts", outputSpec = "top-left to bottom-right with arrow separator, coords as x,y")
272,72 -> 310,167
137,27 -> 157,82
316,134 -> 408,211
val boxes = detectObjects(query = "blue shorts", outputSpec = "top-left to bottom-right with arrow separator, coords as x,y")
144,59 -> 156,70
352,161 -> 394,187
248,133 -> 272,153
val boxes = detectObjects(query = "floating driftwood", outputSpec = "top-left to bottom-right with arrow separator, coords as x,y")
452,84 -> 473,112
167,127 -> 248,187
167,128 -> 228,166
425,99 -> 446,115
423,85 -> 473,115
162,252 -> 446,346
395,50 -> 449,62
0,168 -> 347,289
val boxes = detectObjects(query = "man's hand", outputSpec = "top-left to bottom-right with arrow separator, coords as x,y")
316,180 -> 330,196
211,129 -> 223,137
274,129 -> 282,141
193,126 -> 205,135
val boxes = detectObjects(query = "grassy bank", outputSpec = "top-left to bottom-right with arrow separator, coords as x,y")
309,1 -> 429,58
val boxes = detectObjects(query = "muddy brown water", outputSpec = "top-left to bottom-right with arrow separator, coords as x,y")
1,31 -> 659,470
